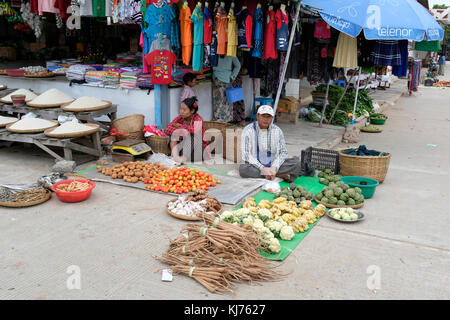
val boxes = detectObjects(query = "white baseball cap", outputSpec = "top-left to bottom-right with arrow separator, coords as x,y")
257,105 -> 274,117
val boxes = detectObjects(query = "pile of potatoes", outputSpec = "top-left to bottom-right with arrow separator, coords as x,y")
97,161 -> 168,183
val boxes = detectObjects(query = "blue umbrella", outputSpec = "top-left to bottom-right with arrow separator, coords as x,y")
302,0 -> 444,41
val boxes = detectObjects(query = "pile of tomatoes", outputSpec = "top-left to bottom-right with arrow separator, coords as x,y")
144,167 -> 221,194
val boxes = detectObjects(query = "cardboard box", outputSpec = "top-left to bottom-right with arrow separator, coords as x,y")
0,47 -> 16,60
277,96 -> 300,113
29,42 -> 46,53
276,110 -> 299,124
223,128 -> 242,163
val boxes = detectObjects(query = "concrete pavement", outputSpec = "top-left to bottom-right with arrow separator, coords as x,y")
0,66 -> 449,300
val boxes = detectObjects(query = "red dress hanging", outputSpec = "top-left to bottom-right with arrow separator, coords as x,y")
263,10 -> 277,60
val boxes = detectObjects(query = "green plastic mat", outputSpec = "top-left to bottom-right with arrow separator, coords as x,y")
233,176 -> 325,261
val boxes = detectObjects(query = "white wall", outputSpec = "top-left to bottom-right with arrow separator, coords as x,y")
4,75 -> 255,125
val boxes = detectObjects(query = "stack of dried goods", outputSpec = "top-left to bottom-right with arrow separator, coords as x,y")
0,185 -> 48,204
155,215 -> 282,293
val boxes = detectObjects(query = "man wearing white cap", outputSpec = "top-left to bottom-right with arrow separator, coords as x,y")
239,105 -> 303,182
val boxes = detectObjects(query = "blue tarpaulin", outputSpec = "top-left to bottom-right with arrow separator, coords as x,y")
302,0 -> 444,41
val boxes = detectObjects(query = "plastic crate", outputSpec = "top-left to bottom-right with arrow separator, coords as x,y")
301,147 -> 340,174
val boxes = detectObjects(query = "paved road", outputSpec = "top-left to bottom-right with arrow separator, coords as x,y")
0,66 -> 449,300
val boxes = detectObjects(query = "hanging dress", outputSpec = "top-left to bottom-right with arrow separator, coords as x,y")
216,7 -> 228,55
252,7 -> 264,58
263,10 -> 277,60
203,6 -> 213,68
191,5 -> 204,72
275,9 -> 289,52
227,10 -> 238,57
333,32 -> 358,69
180,5 -> 193,66
237,7 -> 253,50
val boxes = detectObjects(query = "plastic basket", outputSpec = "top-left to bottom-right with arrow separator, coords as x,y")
301,147 -> 340,174
6,69 -> 24,77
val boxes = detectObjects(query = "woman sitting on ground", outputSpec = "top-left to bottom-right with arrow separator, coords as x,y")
165,97 -> 209,163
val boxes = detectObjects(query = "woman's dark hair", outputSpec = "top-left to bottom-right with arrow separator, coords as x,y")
183,72 -> 196,84
182,97 -> 199,113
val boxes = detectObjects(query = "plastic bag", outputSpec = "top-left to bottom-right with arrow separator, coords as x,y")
262,181 -> 281,193
148,153 -> 177,168
308,108 -> 322,123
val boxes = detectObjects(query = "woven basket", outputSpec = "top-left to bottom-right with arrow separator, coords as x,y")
112,114 -> 145,141
145,135 -> 170,155
338,149 -> 391,184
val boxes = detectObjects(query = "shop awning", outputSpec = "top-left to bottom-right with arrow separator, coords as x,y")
302,0 -> 444,41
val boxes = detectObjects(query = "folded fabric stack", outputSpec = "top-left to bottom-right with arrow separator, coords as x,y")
120,70 -> 142,89
137,74 -> 153,89
85,71 -> 106,85
66,65 -> 96,81
172,67 -> 212,86
103,69 -> 122,87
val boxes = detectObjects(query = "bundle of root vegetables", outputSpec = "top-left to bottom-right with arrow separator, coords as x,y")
155,214 -> 283,294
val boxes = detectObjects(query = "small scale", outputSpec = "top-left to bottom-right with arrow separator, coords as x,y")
111,139 -> 152,162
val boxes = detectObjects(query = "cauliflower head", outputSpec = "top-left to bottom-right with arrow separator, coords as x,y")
268,238 -> 281,253
220,211 -> 235,223
280,226 -> 295,241
257,208 -> 273,222
235,208 -> 251,217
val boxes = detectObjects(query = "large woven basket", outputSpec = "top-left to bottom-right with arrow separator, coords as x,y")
145,135 -> 170,155
112,114 -> 145,141
338,149 -> 391,184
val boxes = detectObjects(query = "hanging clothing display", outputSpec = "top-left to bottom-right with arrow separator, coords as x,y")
210,32 -> 218,67
145,49 -> 177,85
170,4 -> 180,50
78,0 -> 93,16
333,32 -> 358,68
237,7 -> 253,50
216,6 -> 228,55
38,0 -> 59,15
263,9 -> 277,60
191,5 -> 204,72
139,32 -> 149,74
227,10 -> 238,57
260,58 -> 279,96
370,40 -> 402,66
415,40 -> 441,52
392,40 -> 409,77
290,4 -> 301,46
144,3 -> 176,54
275,9 -> 289,52
92,0 -> 105,17
251,6 -> 264,58
313,20 -> 331,39
203,6 -> 212,45
180,4 -> 193,66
